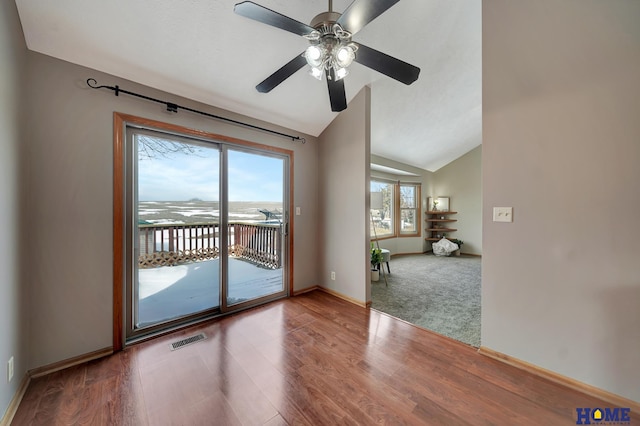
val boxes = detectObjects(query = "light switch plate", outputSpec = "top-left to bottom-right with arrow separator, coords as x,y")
493,207 -> 513,222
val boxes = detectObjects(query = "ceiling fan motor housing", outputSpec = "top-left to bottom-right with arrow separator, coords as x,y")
310,11 -> 341,31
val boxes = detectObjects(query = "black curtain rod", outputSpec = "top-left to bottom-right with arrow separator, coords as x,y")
86,78 -> 306,144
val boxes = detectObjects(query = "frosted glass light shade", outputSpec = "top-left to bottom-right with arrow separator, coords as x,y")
309,67 -> 323,80
336,45 -> 355,68
304,45 -> 324,67
335,67 -> 348,81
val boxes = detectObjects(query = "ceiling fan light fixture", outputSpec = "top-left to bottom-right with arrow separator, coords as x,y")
336,44 -> 356,68
309,66 -> 324,80
303,30 -> 321,42
303,35 -> 357,84
304,45 -> 324,68
332,23 -> 351,41
334,67 -> 349,81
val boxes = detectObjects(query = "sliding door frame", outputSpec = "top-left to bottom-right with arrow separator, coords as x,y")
112,112 -> 295,351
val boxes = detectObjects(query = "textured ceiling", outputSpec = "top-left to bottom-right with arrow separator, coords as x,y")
15,0 -> 481,171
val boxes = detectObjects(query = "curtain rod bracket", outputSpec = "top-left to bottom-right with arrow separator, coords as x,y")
86,78 -> 305,143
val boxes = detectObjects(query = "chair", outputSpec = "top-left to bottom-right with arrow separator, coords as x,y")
378,249 -> 391,274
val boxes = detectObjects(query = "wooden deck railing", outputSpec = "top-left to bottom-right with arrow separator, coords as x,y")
138,222 -> 282,269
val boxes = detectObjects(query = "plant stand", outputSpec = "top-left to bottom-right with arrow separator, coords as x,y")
370,211 -> 388,286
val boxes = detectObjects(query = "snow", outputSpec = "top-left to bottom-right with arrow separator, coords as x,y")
137,258 -> 283,327
175,210 -> 217,217
144,219 -> 185,225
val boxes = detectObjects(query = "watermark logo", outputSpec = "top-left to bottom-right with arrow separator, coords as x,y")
576,407 -> 631,425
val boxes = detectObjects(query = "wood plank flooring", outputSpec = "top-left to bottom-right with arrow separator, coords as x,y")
12,291 -> 638,425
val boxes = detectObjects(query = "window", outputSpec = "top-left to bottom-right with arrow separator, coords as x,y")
370,180 -> 394,238
400,184 -> 420,236
371,180 -> 421,239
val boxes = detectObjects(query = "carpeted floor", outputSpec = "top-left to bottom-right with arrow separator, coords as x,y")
371,253 -> 481,347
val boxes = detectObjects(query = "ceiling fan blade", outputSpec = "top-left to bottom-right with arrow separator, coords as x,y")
256,53 -> 307,93
234,1 -> 315,37
353,42 -> 420,85
326,69 -> 347,112
336,0 -> 401,36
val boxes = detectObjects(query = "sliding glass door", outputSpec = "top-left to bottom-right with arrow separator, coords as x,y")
125,126 -> 289,340
225,148 -> 287,308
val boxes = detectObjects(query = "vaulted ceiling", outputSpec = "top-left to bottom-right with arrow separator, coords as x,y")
15,0 -> 481,171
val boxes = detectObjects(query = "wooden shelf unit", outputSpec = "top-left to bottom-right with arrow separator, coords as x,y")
425,211 -> 458,241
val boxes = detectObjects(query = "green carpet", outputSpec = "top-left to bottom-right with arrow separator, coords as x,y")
371,253 -> 481,347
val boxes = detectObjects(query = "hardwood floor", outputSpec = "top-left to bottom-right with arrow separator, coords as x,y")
12,291 -> 638,425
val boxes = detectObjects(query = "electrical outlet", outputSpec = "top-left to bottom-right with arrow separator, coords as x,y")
330,271 -> 336,280
493,207 -> 513,222
296,206 -> 301,216
7,356 -> 14,383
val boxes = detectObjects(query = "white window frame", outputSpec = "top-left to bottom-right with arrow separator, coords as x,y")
399,183 -> 421,237
370,180 -> 395,239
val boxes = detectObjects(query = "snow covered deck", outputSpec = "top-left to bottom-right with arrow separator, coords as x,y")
137,258 -> 283,327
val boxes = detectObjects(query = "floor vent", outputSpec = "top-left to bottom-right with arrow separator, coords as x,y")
170,333 -> 206,351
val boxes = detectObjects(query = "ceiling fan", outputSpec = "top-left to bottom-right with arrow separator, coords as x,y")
234,0 -> 421,112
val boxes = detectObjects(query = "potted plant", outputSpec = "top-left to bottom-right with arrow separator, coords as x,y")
449,238 -> 464,256
370,243 -> 383,281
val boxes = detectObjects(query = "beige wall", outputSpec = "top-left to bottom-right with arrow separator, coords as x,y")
483,0 -> 640,401
319,88 -> 371,304
21,52 -> 321,369
4,0 -> 639,414
0,0 -> 27,419
432,145 -> 482,255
